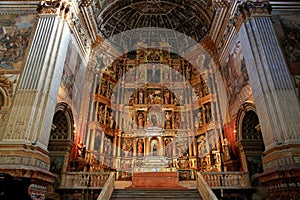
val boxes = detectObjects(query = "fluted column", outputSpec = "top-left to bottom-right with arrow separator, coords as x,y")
241,16 -> 300,146
239,1 -> 300,193
0,0 -> 73,185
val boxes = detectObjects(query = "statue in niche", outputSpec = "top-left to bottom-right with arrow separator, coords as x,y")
97,105 -> 105,123
137,139 -> 144,156
138,89 -> 144,104
174,113 -> 180,129
164,89 -> 170,104
104,138 -> 112,156
137,112 -> 145,129
223,138 -> 234,161
100,80 -> 107,97
165,111 -> 172,129
165,138 -> 173,157
198,111 -> 203,127
152,143 -> 158,156
109,111 -> 115,129
205,104 -> 211,123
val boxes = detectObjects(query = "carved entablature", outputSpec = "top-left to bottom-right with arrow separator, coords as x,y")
37,0 -> 71,19
238,0 -> 272,20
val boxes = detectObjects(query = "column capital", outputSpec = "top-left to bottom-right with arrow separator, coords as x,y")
238,0 -> 272,20
37,0 -> 71,18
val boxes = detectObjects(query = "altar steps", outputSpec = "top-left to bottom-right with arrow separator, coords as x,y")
110,189 -> 202,200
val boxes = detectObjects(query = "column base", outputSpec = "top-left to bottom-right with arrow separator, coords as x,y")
259,144 -> 300,199
0,143 -> 56,200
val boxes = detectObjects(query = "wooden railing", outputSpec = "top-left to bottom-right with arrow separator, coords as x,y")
60,172 -> 111,189
197,172 -> 218,200
97,172 -> 115,200
200,171 -> 251,189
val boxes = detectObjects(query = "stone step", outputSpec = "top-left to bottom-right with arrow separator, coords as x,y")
110,189 -> 202,200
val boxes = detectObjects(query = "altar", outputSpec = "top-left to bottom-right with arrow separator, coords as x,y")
130,171 -> 185,189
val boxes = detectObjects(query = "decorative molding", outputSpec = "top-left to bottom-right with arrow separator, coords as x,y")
37,0 -> 70,18
238,0 -> 272,20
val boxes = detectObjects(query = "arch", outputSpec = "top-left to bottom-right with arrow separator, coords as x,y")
51,102 -> 75,141
48,102 -> 75,175
235,102 -> 265,182
235,101 -> 258,142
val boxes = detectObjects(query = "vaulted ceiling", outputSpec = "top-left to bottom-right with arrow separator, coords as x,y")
95,0 -> 214,43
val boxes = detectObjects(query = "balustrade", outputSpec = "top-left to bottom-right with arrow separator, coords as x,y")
60,172 -> 111,189
200,171 -> 251,189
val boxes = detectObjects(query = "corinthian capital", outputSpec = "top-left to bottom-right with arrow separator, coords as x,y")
37,0 -> 71,18
239,0 -> 272,19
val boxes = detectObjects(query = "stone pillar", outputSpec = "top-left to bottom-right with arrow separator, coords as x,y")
0,0 -> 73,196
239,1 -> 300,197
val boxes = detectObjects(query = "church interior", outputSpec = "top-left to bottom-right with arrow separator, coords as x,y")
0,0 -> 299,199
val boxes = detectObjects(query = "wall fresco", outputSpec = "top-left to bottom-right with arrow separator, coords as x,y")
278,15 -> 300,74
222,38 -> 249,106
60,39 -> 86,118
0,15 -> 35,72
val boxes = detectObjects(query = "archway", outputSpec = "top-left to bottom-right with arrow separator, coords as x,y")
235,102 -> 265,185
48,102 -> 75,177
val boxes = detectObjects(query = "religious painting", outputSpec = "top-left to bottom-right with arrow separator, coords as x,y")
278,15 -> 300,74
222,38 -> 249,106
146,105 -> 163,128
61,39 -> 86,116
0,15 -> 36,72
121,138 -> 133,157
147,88 -> 161,104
